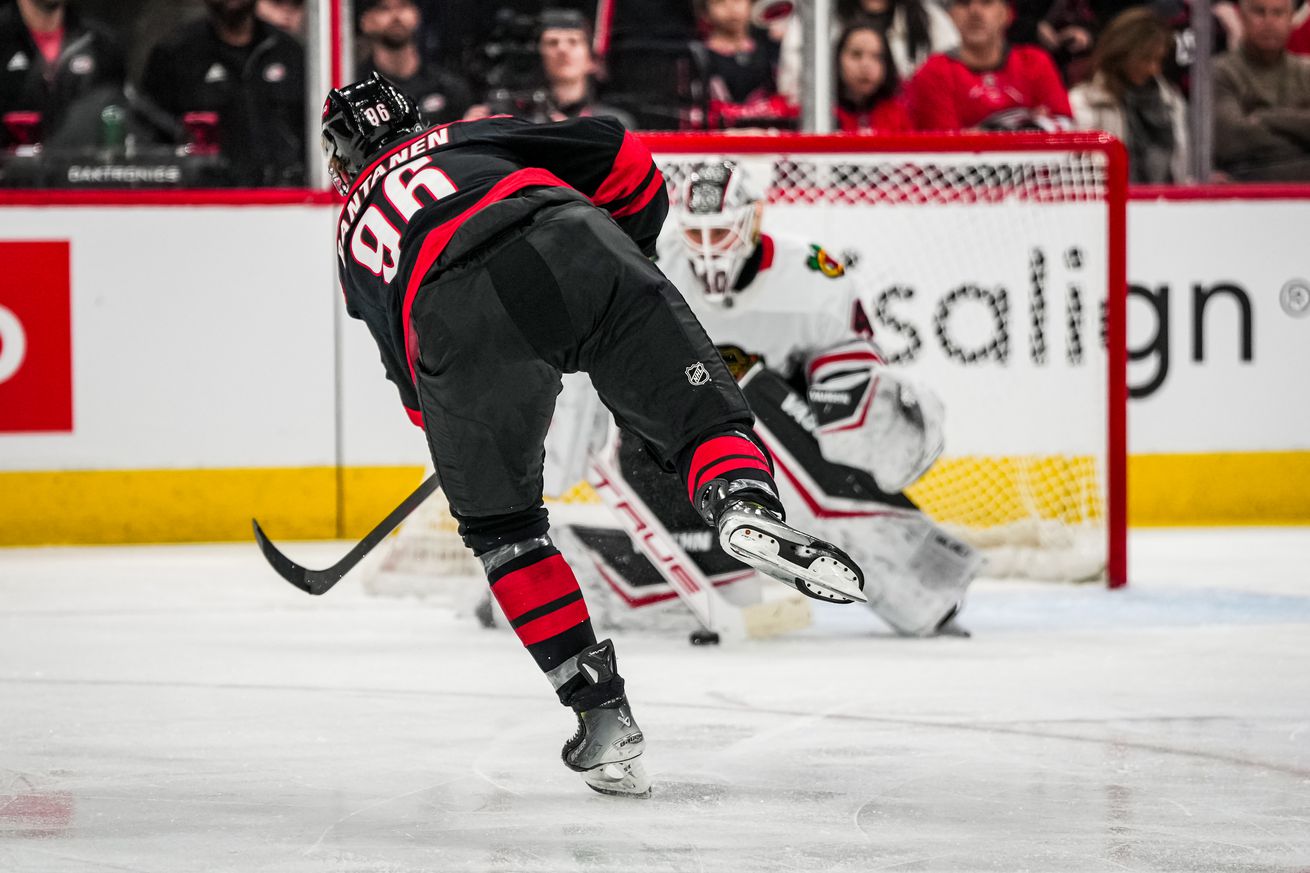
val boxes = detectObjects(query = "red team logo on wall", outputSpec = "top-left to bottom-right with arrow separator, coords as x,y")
0,241 -> 73,432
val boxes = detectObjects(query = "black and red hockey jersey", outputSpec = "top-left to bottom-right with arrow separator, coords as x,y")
334,114 -> 668,424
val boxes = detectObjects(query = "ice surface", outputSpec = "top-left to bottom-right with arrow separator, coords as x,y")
2,529 -> 1308,872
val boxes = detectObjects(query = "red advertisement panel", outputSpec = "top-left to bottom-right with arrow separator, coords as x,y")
0,241 -> 73,432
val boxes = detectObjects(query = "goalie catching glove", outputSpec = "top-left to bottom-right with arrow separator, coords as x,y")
805,340 -> 945,493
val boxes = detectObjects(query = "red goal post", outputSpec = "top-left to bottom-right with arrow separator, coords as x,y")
641,132 -> 1128,588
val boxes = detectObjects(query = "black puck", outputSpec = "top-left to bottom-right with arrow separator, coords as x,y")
689,629 -> 721,646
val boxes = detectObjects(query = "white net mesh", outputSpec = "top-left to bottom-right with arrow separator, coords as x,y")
658,151 -> 1109,206
360,484 -> 483,604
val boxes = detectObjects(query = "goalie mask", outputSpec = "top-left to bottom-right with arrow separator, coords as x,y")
321,72 -> 424,196
675,161 -> 762,305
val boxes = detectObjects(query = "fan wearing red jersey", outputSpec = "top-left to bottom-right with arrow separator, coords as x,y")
321,74 -> 866,798
835,20 -> 914,133
907,0 -> 1073,131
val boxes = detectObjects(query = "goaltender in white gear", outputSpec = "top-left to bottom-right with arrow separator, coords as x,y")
658,160 -> 979,635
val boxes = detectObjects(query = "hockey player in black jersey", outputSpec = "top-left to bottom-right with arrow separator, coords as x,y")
322,73 -> 866,796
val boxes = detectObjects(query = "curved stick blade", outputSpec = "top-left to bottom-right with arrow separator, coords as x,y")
252,518 -> 330,595
250,472 -> 441,597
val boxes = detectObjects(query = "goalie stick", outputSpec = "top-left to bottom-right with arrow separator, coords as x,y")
252,473 -> 441,595
585,422 -> 812,641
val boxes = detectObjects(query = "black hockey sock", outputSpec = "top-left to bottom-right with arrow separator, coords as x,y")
553,639 -> 627,713
482,537 -> 598,678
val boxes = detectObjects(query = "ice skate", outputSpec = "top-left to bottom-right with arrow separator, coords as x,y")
716,498 -> 866,604
554,639 -> 650,798
563,704 -> 651,797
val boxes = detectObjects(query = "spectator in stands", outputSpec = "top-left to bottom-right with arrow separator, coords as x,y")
358,0 -> 471,125
537,9 -> 634,125
696,0 -> 796,127
1213,0 -> 1310,180
141,0 -> 305,186
907,0 -> 1073,130
466,9 -> 636,127
257,0 -> 304,38
780,0 -> 958,104
835,20 -> 913,131
0,0 -> 125,148
1070,7 -> 1189,182
1036,0 -> 1096,83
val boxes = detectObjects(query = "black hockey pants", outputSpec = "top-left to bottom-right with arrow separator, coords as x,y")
407,198 -> 753,547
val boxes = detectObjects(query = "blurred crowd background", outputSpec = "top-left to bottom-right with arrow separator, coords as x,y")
2,0 -> 1308,188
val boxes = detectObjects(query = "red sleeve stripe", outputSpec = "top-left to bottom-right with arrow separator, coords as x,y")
401,167 -> 569,385
599,162 -> 657,212
514,599 -> 591,647
490,553 -> 583,622
612,168 -> 666,219
405,406 -> 424,428
591,131 -> 656,206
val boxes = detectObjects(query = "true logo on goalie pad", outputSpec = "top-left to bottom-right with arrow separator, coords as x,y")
685,362 -> 711,385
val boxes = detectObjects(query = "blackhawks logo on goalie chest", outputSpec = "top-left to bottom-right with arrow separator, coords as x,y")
806,244 -> 846,278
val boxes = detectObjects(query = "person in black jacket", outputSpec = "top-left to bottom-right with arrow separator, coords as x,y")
141,0 -> 304,186
0,0 -> 124,148
323,74 -> 865,798
357,0 -> 471,125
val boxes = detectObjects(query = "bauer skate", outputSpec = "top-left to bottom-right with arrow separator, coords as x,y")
715,498 -> 866,604
555,639 -> 650,798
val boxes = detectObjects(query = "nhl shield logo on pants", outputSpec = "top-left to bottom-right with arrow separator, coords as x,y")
685,362 -> 710,386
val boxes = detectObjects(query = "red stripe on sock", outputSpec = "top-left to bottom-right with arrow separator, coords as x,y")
687,456 -> 774,503
688,435 -> 768,483
514,599 -> 591,646
491,554 -> 583,622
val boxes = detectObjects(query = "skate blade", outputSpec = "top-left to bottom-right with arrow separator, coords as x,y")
582,758 -> 651,798
726,528 -> 867,603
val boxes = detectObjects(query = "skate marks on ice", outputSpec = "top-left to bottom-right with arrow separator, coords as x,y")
6,665 -> 1308,873
3,539 -> 1310,873
286,687 -> 1310,872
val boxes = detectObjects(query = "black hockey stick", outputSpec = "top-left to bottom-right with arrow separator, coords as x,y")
251,472 -> 441,595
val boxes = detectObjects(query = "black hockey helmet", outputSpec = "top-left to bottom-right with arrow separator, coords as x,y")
320,72 -> 424,195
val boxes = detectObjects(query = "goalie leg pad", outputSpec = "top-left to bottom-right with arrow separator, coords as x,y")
833,513 -> 981,636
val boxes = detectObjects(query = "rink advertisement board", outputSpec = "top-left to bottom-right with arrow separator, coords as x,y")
0,191 -> 1306,544
0,203 -> 342,544
0,241 -> 73,433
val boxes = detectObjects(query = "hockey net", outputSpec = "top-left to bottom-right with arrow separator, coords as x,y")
364,132 -> 1127,599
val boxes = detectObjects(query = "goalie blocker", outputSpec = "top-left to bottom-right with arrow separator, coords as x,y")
806,340 -> 946,494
